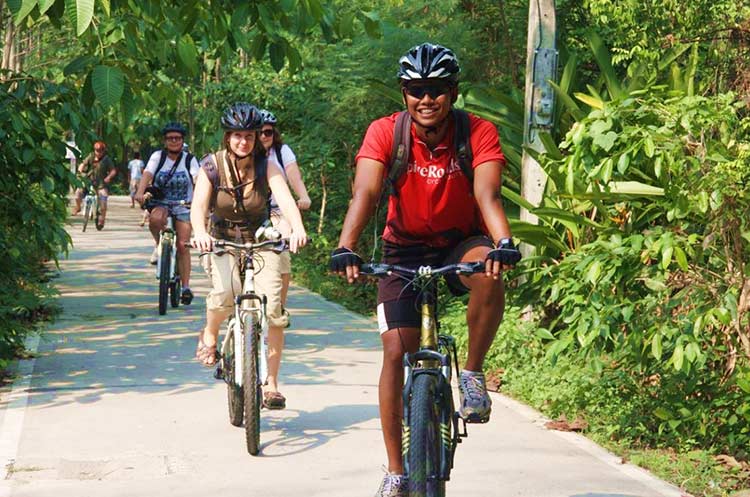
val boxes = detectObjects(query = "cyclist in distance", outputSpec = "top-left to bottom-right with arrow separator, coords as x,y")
72,140 -> 116,229
134,122 -> 199,305
190,102 -> 307,410
329,43 -> 521,496
258,108 -> 312,325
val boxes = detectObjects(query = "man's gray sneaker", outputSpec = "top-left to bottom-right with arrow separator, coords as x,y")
375,472 -> 407,497
458,369 -> 492,423
149,246 -> 158,265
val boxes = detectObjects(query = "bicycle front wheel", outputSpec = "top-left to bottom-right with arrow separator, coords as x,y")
225,324 -> 244,427
158,243 -> 170,315
406,374 -> 446,497
82,200 -> 92,232
243,314 -> 261,455
94,199 -> 103,230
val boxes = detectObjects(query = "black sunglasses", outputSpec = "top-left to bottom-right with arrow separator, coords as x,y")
260,129 -> 274,137
404,83 -> 451,100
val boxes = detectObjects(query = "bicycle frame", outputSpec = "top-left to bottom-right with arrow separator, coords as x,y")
362,262 -> 483,484
155,214 -> 178,282
215,237 -> 285,388
222,249 -> 268,388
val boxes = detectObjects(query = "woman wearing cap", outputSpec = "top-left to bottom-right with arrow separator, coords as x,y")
190,102 -> 307,410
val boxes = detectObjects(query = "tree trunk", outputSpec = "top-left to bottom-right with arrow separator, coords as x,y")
214,57 -> 221,83
2,17 -> 15,73
498,0 -> 519,87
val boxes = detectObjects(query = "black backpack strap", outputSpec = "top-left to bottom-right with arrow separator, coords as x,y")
274,143 -> 284,170
152,149 -> 183,187
152,149 -> 169,179
452,109 -> 474,184
185,152 -> 195,184
384,111 -> 412,200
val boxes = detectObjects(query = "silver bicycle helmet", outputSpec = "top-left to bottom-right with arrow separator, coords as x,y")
221,102 -> 263,131
397,43 -> 460,84
260,109 -> 277,126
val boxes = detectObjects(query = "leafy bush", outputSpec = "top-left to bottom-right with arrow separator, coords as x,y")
515,87 -> 750,456
0,74 -> 89,365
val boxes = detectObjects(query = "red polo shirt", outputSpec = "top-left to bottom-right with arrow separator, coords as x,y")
355,111 -> 506,247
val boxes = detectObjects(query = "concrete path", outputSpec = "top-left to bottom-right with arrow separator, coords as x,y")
0,196 -> 686,497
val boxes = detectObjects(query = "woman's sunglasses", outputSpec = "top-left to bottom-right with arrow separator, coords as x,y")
260,129 -> 274,138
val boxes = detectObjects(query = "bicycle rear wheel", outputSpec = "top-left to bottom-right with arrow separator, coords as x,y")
158,243 -> 170,315
406,373 -> 446,497
225,322 -> 244,426
243,314 -> 261,455
82,200 -> 91,232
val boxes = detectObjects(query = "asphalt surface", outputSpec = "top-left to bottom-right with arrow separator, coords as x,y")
0,196 -> 687,497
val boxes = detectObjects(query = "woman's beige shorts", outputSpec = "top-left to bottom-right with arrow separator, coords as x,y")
202,248 -> 290,328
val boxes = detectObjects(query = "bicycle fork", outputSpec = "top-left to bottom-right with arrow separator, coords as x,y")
402,342 -> 467,481
228,294 -> 268,388
155,220 -> 177,280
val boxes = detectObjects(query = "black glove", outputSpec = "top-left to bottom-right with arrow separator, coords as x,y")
330,247 -> 363,273
486,238 -> 522,266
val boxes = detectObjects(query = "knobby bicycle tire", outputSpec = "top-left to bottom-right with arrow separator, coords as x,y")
158,243 -> 171,315
226,324 -> 244,426
243,314 -> 261,455
406,374 -> 446,497
82,200 -> 92,232
170,270 -> 181,308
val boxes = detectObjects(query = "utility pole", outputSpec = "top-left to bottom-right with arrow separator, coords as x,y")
520,0 -> 557,255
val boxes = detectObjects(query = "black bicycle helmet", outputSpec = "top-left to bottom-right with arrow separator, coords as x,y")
397,43 -> 460,84
162,121 -> 187,136
221,102 -> 263,131
260,109 -> 277,126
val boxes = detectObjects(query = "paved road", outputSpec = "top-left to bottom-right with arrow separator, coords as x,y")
0,197 -> 686,497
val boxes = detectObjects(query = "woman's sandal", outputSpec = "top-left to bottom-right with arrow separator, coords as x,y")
262,391 -> 286,410
195,332 -> 218,367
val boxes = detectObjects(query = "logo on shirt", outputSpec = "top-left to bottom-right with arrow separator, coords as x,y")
406,158 -> 463,184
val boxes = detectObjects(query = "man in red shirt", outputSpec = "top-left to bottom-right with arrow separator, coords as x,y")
330,43 -> 521,496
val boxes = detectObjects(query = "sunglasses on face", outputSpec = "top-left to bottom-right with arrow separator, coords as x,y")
165,135 -> 184,143
404,83 -> 452,100
260,129 -> 274,138
94,147 -> 105,152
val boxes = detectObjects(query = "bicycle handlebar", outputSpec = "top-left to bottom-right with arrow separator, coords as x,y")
142,192 -> 190,207
184,238 -> 289,251
360,261 -> 485,279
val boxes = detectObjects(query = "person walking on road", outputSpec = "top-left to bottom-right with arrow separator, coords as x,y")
128,151 -> 145,208
329,43 -> 521,496
190,102 -> 308,410
258,108 -> 312,326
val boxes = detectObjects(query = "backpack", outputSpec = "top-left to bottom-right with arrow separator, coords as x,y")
153,149 -> 195,186
381,108 -> 473,203
273,143 -> 285,171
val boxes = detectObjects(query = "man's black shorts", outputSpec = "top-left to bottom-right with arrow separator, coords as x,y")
376,235 -> 493,334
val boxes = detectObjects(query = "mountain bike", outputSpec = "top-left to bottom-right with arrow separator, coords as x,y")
145,195 -> 189,315
81,184 -> 101,232
361,261 -> 485,497
208,235 -> 288,456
